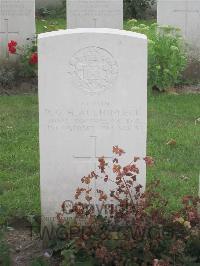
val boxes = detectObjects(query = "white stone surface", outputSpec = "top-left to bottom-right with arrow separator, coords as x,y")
0,0 -> 35,58
67,0 -> 123,29
38,28 -> 147,221
157,0 -> 200,47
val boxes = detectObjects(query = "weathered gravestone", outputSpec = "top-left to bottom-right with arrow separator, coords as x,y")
38,28 -> 147,224
67,0 -> 123,29
0,0 -> 35,58
157,0 -> 200,48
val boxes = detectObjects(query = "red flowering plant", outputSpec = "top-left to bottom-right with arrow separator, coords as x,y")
56,147 -> 200,266
8,40 -> 17,54
7,38 -> 37,78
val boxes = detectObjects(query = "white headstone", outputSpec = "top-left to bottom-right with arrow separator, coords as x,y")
67,0 -> 123,29
38,28 -> 147,222
0,0 -> 35,58
157,0 -> 200,47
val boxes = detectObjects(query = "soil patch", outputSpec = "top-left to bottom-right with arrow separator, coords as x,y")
1,82 -> 200,96
0,80 -> 37,96
5,218 -> 60,266
167,84 -> 200,94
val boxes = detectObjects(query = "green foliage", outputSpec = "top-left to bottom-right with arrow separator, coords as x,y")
0,39 -> 37,91
0,61 -> 18,89
37,0 -> 152,21
31,258 -> 49,266
124,0 -> 155,19
36,0 -> 66,19
127,20 -> 187,91
15,38 -> 38,79
60,241 -> 76,266
0,231 -> 10,266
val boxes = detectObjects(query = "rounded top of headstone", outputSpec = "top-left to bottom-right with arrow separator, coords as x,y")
38,28 -> 147,41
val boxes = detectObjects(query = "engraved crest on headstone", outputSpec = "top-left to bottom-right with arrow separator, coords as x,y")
69,46 -> 119,94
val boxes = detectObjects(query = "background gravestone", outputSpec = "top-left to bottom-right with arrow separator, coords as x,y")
38,28 -> 147,223
157,0 -> 200,48
67,0 -> 123,29
0,0 -> 35,58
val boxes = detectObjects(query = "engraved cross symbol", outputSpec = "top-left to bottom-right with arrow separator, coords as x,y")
73,136 -> 113,170
173,1 -> 200,37
73,136 -> 113,199
0,19 -> 19,58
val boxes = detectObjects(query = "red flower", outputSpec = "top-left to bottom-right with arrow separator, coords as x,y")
29,52 -> 38,65
8,40 -> 17,48
8,40 -> 17,54
8,45 -> 17,54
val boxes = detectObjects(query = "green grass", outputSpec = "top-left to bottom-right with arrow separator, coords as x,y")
0,231 -> 10,265
36,17 -> 66,34
0,94 -> 199,223
36,17 -> 156,34
124,19 -> 156,30
148,94 -> 200,210
0,96 -> 40,224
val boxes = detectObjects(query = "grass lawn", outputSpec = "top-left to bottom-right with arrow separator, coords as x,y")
36,17 -> 66,34
0,96 -> 39,224
0,94 -> 199,224
36,17 -> 156,34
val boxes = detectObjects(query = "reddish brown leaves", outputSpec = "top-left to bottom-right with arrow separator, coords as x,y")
113,164 -> 121,174
97,189 -> 108,201
113,146 -> 125,156
182,195 -> 193,205
104,175 -> 109,182
81,174 -> 93,184
123,164 -> 139,175
73,203 -> 84,216
131,175 -> 137,182
75,187 -> 93,201
113,157 -> 118,164
85,195 -> 92,202
75,187 -> 86,199
144,156 -> 154,166
135,184 -> 143,193
98,157 -> 108,173
56,212 -> 64,224
91,171 -> 98,179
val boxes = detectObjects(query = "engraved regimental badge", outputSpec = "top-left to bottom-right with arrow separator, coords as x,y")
69,46 -> 119,94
